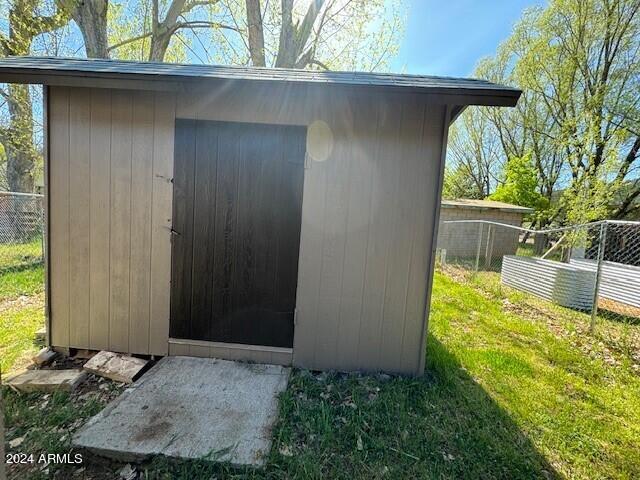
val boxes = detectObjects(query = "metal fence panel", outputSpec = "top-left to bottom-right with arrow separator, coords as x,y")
436,218 -> 640,330
0,191 -> 44,272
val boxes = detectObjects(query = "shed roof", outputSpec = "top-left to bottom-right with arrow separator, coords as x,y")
0,56 -> 521,107
441,198 -> 534,214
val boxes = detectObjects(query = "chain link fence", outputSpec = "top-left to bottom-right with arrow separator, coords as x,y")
437,218 -> 640,330
0,191 -> 45,273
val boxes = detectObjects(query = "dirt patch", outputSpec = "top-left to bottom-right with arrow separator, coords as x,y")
0,292 -> 44,313
599,298 -> 640,321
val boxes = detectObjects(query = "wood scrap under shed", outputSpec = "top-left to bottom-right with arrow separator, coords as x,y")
83,351 -> 148,384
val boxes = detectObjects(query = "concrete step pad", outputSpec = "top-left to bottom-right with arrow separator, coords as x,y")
73,356 -> 290,466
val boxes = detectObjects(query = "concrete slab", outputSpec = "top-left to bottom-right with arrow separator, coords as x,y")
73,356 -> 290,466
6,369 -> 86,392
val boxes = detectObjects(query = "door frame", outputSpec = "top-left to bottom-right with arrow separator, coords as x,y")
168,118 -> 307,355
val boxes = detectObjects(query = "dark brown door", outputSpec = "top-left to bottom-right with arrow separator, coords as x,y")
170,119 -> 306,348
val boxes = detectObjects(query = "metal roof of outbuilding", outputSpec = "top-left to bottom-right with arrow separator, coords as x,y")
0,56 -> 521,107
441,199 -> 534,214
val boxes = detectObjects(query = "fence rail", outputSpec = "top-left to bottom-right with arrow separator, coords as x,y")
437,218 -> 640,329
0,191 -> 44,272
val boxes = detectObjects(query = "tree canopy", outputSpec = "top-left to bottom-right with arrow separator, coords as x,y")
448,0 -> 640,224
0,0 -> 406,192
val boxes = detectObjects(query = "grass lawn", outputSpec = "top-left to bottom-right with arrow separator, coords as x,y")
0,238 -> 43,271
0,264 -> 45,374
3,270 -> 640,479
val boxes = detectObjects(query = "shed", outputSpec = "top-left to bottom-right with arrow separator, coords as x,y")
437,199 -> 533,260
0,57 -> 520,375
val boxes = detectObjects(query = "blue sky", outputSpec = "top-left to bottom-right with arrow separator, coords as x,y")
392,0 -> 547,77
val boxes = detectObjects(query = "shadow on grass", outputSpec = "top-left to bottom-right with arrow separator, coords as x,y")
0,259 -> 44,276
597,306 -> 640,326
420,334 -> 559,479
116,335 -> 560,479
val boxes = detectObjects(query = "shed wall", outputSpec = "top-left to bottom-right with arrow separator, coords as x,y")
48,84 -> 447,375
48,86 -> 174,355
437,208 -> 525,259
176,87 -> 447,375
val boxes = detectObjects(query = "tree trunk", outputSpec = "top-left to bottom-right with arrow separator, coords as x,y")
5,84 -> 36,192
73,0 -> 110,58
3,0 -> 52,193
275,0 -> 325,68
245,0 -> 265,66
149,30 -> 172,61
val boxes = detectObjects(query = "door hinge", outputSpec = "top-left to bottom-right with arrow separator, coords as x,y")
294,308 -> 298,326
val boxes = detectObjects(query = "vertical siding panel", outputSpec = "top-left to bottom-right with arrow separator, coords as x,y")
149,91 -> 175,355
128,92 -> 155,354
169,119 -> 196,340
379,98 -> 426,373
68,88 -> 91,348
109,90 -> 133,352
401,104 -> 441,374
49,87 -> 70,348
311,92 -> 353,370
89,89 -> 111,350
190,121 -> 217,341
292,88 -> 329,368
418,106 -> 451,374
335,96 -> 377,371
356,98 -> 402,371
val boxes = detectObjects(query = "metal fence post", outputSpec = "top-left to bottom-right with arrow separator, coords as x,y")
484,225 -> 494,270
475,223 -> 483,272
590,221 -> 608,333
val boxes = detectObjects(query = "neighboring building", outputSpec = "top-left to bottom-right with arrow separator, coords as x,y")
0,57 -> 520,375
438,198 -> 533,261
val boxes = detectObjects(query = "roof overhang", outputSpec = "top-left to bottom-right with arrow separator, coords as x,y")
0,57 -> 522,110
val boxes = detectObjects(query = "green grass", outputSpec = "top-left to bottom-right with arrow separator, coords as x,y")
0,264 -> 45,374
429,271 -> 640,479
3,270 -> 640,479
3,385 -> 122,479
0,237 -> 43,272
0,299 -> 44,373
0,264 -> 45,302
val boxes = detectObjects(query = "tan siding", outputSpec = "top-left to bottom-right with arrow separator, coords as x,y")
288,88 -> 330,368
335,97 -> 377,371
109,90 -> 133,353
402,105 -> 445,373
49,84 -> 446,374
356,99 -> 402,371
128,92 -> 155,354
312,92 -> 353,371
419,106 -> 451,374
49,87 -> 70,347
48,87 -> 173,355
378,100 -> 426,372
149,91 -> 175,355
291,95 -> 445,375
167,339 -> 293,365
68,88 -> 91,348
88,89 -> 111,350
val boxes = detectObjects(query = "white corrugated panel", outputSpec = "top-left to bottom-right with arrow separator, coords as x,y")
569,258 -> 640,309
501,256 -> 595,310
